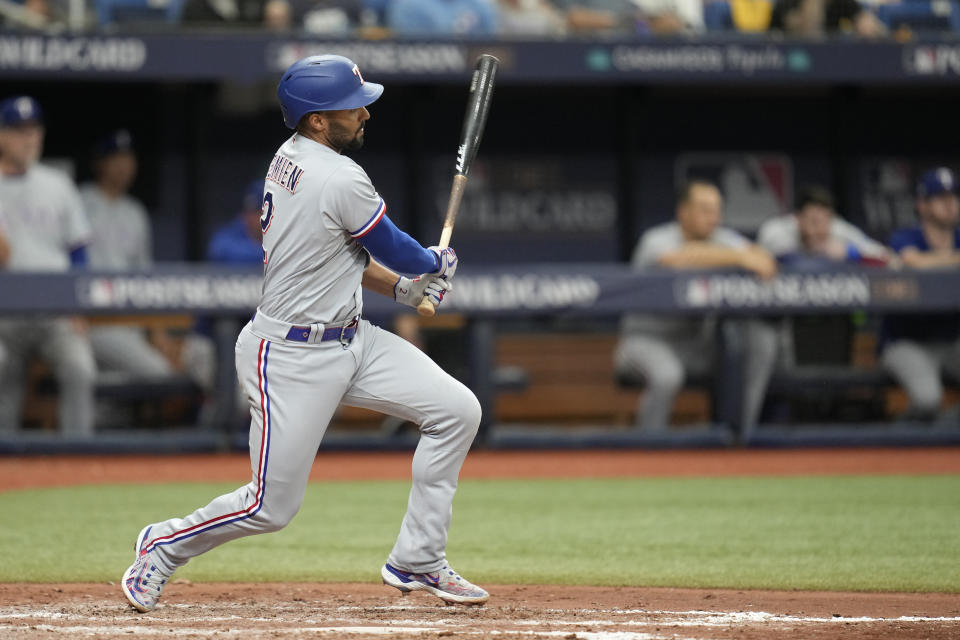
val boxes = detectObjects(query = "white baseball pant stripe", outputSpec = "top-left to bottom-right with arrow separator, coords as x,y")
141,339 -> 273,557
142,317 -> 481,576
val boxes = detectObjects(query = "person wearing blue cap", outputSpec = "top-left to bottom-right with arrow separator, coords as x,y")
81,130 -> 216,400
206,180 -> 266,265
0,95 -> 97,437
80,130 -> 181,380
881,167 -> 960,421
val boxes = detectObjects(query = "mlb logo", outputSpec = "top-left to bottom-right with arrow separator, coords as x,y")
675,153 -> 793,233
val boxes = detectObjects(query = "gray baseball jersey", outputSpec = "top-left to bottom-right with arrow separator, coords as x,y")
259,135 -> 381,325
756,214 -> 888,259
623,221 -> 748,338
0,163 -> 96,436
0,164 -> 90,271
80,184 -> 152,269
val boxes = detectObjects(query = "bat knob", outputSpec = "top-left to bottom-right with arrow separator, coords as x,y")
417,297 -> 437,317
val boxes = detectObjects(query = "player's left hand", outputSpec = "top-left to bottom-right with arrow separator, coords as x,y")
428,246 -> 458,279
394,274 -> 452,308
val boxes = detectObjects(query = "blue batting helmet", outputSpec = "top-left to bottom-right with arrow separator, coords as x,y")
277,55 -> 384,130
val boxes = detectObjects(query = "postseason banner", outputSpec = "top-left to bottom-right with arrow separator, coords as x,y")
0,265 -> 955,316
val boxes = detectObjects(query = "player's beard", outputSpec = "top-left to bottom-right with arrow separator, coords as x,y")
329,120 -> 364,153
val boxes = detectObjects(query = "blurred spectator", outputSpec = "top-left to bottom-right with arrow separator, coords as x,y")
207,179 -> 265,264
881,167 -> 960,421
632,0 -> 704,33
614,179 -> 777,431
386,0 -> 498,35
769,0 -> 886,36
180,0 -> 288,27
497,0 -> 567,36
0,96 -> 97,437
298,0 -> 363,33
553,0 -> 639,34
82,130 -> 216,396
757,184 -> 891,265
0,0 -> 65,29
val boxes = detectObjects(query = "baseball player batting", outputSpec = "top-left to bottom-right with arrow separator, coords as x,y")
121,54 -> 488,611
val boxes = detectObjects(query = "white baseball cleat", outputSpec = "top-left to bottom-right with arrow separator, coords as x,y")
121,525 -> 172,613
381,562 -> 489,605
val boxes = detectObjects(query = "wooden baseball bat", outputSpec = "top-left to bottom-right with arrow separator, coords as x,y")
418,53 -> 499,316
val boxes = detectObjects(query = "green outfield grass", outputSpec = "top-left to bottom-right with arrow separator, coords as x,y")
1,475 -> 957,592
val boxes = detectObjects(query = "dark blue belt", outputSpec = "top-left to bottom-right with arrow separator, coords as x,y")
285,317 -> 359,343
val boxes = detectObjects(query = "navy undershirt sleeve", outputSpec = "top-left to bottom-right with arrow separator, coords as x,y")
355,214 -> 438,275
69,246 -> 88,268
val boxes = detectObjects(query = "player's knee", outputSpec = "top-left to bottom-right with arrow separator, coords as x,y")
910,386 -> 943,416
452,387 -> 482,433
425,386 -> 481,444
645,362 -> 684,394
58,351 -> 97,389
254,502 -> 301,532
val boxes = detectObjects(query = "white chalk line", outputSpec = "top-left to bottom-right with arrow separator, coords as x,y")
3,605 -> 959,626
1,603 -> 957,640
0,624 -> 681,640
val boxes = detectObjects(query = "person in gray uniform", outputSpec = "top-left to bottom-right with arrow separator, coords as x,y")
81,130 -> 171,378
121,55 -> 487,613
757,185 -> 891,264
81,130 -> 216,394
0,96 -> 97,437
615,179 -> 777,432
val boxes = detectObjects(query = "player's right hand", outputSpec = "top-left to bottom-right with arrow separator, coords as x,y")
395,274 -> 452,308
428,246 -> 458,279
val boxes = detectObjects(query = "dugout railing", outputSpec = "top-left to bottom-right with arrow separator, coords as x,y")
1,264 -> 960,452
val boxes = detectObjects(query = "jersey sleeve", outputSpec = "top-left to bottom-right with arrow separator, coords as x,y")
713,227 -> 750,250
832,217 -> 886,259
632,226 -> 676,267
326,162 -> 387,238
132,200 -> 153,268
756,217 -> 796,256
62,178 -> 92,250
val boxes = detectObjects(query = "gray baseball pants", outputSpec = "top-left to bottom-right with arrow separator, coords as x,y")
0,317 -> 97,436
615,319 -> 776,432
882,339 -> 960,417
138,316 -> 481,576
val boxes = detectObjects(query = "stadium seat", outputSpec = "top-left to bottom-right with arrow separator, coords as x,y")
95,0 -> 184,26
704,0 -> 734,30
875,0 -> 960,35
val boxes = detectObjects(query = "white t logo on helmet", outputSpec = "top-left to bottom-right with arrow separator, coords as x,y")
352,64 -> 364,85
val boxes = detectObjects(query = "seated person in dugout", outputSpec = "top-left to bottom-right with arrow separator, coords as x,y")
745,185 -> 893,434
880,167 -> 960,422
615,179 -> 776,432
0,95 -> 97,437
757,184 -> 891,266
82,130 -> 216,402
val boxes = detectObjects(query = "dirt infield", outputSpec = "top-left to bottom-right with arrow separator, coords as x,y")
1,582 -> 958,640
2,448 -> 959,639
2,447 -> 959,492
